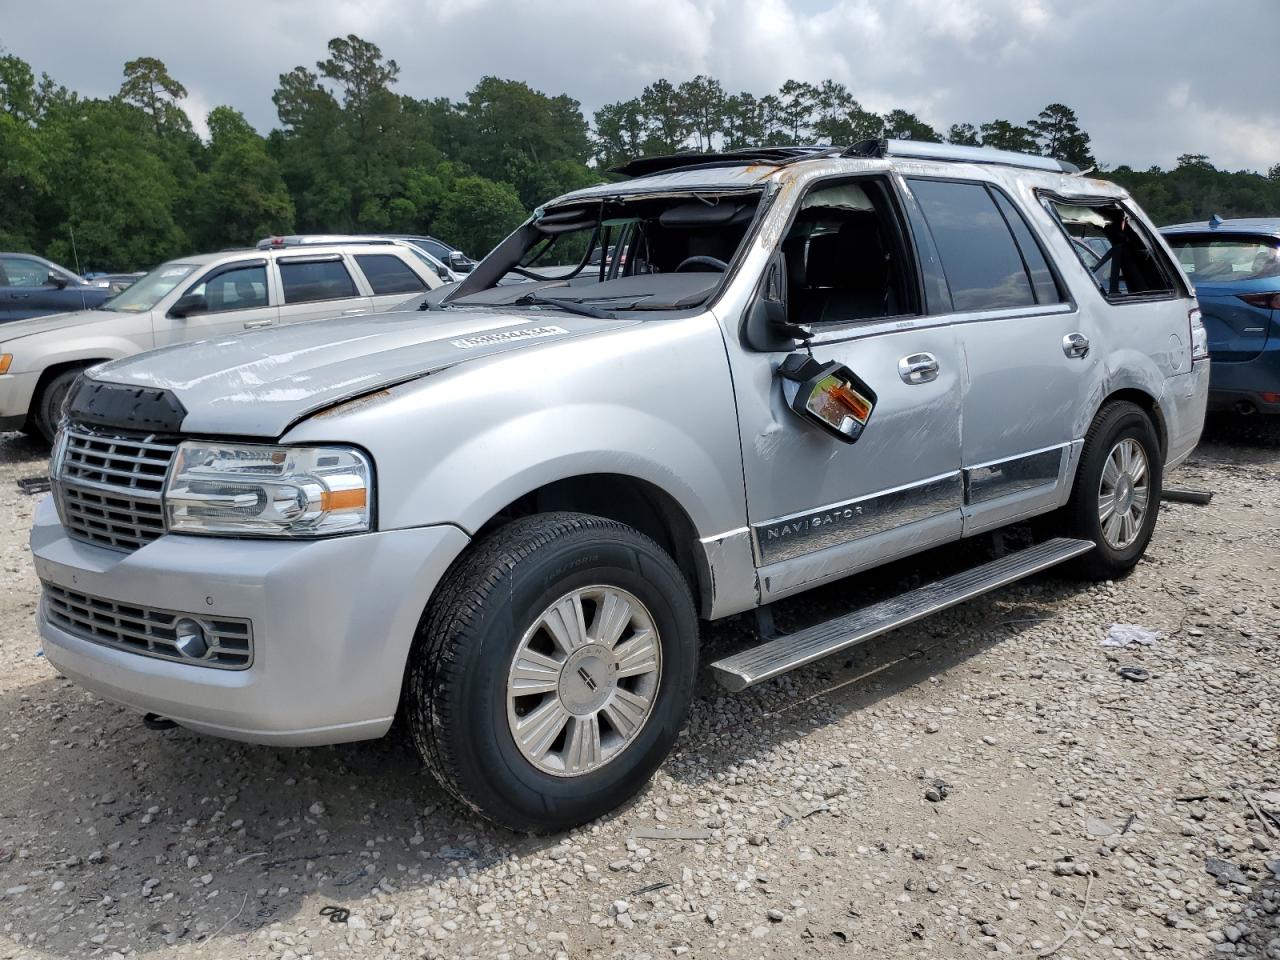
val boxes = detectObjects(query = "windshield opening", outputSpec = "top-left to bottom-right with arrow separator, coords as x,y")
443,189 -> 764,313
102,262 -> 198,312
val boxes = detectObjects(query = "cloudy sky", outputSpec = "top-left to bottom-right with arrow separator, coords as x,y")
4,0 -> 1277,172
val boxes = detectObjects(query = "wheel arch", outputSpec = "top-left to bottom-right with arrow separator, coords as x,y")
1096,387 -> 1167,457
26,358 -> 111,429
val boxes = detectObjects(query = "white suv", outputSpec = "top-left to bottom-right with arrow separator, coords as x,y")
0,243 -> 446,440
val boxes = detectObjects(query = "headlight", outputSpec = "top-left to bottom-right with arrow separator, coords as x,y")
164,442 -> 373,537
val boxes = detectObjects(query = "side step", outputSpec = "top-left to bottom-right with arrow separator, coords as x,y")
711,537 -> 1094,692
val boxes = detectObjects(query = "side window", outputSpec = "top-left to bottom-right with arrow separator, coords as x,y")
278,258 -> 359,304
907,179 -> 1037,312
779,178 -> 919,326
1,257 -> 50,287
356,254 -> 427,295
990,191 -> 1063,304
187,264 -> 269,312
1044,198 -> 1180,301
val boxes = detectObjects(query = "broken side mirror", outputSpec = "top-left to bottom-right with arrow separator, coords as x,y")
777,353 -> 877,444
743,252 -> 809,351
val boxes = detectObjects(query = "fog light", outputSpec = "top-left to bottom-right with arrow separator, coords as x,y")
173,618 -> 210,660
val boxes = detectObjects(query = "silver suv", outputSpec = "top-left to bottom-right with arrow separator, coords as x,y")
0,242 -> 446,440
30,141 -> 1208,832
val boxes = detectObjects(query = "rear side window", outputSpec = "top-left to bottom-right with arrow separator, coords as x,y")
278,258 -> 359,304
1044,198 -> 1179,301
356,254 -> 427,294
1165,234 -> 1280,283
908,179 -> 1043,312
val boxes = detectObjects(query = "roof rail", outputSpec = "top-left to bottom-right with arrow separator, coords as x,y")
610,146 -> 840,178
845,138 -> 1080,175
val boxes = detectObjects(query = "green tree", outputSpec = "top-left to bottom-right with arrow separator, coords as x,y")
432,176 -> 526,257
678,75 -> 725,152
722,92 -> 766,149
776,79 -> 818,142
1029,103 -> 1095,168
946,122 -> 980,146
191,106 -> 294,248
979,119 -> 1039,153
593,98 -> 646,167
639,79 -> 688,153
882,109 -> 941,143
119,56 -> 191,136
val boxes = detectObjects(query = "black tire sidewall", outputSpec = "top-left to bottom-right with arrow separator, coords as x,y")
435,525 -> 697,830
1071,405 -> 1163,572
36,370 -> 79,443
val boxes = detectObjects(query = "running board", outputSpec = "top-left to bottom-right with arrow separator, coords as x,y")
711,537 -> 1094,692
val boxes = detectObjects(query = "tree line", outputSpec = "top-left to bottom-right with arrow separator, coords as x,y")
2,37 -> 1278,273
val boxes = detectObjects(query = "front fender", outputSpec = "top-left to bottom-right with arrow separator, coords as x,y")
284,314 -> 750,540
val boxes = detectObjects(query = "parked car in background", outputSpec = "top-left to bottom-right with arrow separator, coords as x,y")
257,235 -> 471,282
83,271 -> 146,294
384,234 -> 476,274
1162,217 -> 1280,415
29,141 -> 1207,832
0,254 -> 114,322
0,241 -> 445,440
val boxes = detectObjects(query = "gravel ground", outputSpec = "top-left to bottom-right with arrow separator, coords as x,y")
1,417 -> 1278,960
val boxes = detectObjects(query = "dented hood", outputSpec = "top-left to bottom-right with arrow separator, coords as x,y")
87,307 -> 633,437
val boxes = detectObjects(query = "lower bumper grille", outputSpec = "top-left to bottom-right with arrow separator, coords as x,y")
42,583 -> 253,670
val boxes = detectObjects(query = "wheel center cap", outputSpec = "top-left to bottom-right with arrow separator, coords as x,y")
1115,475 -> 1135,512
559,644 -> 616,715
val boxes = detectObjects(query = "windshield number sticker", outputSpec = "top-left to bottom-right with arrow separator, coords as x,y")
450,325 -> 569,350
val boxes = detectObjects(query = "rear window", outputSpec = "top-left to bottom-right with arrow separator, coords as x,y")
1165,235 -> 1280,283
356,254 -> 427,295
278,258 -> 358,304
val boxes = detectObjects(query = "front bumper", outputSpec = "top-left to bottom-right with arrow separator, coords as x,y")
31,495 -> 470,745
0,371 -> 39,430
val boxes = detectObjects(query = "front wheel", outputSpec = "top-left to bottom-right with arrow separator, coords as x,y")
407,513 -> 698,833
32,368 -> 82,443
1058,400 -> 1163,580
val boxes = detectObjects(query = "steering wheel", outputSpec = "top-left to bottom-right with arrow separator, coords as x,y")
674,256 -> 729,273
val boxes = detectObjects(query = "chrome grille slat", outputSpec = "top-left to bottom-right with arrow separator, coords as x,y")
55,424 -> 179,552
42,582 -> 253,669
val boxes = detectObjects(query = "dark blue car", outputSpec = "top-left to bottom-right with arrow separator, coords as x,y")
1162,217 -> 1280,415
0,253 -> 114,322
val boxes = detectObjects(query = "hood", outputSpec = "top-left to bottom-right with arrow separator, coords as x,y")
0,307 -> 127,343
86,307 -> 635,437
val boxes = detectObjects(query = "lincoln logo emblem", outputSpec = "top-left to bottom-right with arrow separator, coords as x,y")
577,666 -> 598,691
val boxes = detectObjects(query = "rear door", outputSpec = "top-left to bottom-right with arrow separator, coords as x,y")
1165,232 -> 1278,361
155,260 -> 277,347
902,178 -> 1094,535
352,252 -> 432,312
274,253 -> 374,324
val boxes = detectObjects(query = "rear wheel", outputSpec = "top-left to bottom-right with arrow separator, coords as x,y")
407,512 -> 698,833
1058,400 -> 1163,580
32,368 -> 83,443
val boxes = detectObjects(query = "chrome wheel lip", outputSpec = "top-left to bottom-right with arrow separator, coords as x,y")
1097,437 -> 1150,550
506,585 -> 662,779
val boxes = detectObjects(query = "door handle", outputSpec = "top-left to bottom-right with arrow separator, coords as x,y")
898,352 -> 940,384
243,319 -> 272,329
1063,332 -> 1090,358
342,308 -> 368,316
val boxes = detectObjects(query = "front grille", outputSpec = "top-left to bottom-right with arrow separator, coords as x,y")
55,425 -> 179,551
42,583 -> 253,669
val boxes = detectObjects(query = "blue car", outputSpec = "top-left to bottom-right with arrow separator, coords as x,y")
0,253 -> 113,322
1161,217 -> 1280,415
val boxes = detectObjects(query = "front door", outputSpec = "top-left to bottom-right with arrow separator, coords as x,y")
729,176 -> 964,602
156,260 -> 278,347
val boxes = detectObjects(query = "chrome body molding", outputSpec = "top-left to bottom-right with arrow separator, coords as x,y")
964,445 -> 1068,505
751,472 -> 963,565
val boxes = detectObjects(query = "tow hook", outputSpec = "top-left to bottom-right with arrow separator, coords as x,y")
143,713 -> 178,731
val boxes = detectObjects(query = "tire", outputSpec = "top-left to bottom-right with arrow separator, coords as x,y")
32,368 -> 82,443
407,512 -> 699,833
1059,400 -> 1163,580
